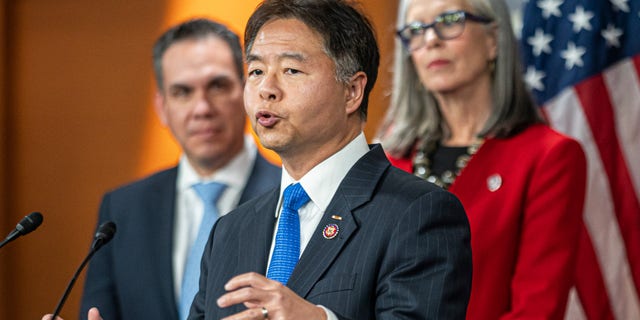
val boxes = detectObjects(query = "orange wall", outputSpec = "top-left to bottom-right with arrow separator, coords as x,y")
0,1 -> 397,319
1,0 -> 9,316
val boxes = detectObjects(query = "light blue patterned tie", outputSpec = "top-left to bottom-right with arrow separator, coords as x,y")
179,182 -> 226,320
267,183 -> 310,285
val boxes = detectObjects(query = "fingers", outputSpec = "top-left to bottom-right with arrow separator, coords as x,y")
220,307 -> 270,320
218,284 -> 272,308
88,307 -> 103,320
224,272 -> 273,291
42,307 -> 102,320
219,272 -> 279,308
217,273 -> 326,320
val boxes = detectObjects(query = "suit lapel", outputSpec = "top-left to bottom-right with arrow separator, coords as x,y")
148,168 -> 180,315
237,188 -> 280,274
287,145 -> 390,297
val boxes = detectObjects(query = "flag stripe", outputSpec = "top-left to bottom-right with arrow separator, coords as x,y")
565,288 -> 587,320
545,87 -> 640,320
574,72 -> 640,297
604,57 -> 640,203
574,226 -> 614,320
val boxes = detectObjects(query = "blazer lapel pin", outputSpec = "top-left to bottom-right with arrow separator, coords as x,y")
487,174 -> 502,192
323,223 -> 339,240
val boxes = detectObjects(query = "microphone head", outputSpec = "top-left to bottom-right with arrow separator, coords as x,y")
95,221 -> 116,242
92,221 -> 116,250
16,212 -> 44,236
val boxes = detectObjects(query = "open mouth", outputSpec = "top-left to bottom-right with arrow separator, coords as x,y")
256,111 -> 279,128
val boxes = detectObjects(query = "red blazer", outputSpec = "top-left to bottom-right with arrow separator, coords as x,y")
388,124 -> 587,320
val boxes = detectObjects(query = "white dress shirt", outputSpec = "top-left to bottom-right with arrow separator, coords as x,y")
269,132 -> 369,320
172,135 -> 258,300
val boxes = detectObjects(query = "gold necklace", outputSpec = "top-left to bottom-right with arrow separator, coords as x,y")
412,138 -> 484,189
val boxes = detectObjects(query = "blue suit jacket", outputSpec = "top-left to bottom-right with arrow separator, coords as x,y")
79,154 -> 280,320
189,144 -> 472,319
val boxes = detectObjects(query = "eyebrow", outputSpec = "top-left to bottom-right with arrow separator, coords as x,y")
207,74 -> 235,84
167,74 -> 234,90
246,52 -> 308,64
168,82 -> 191,91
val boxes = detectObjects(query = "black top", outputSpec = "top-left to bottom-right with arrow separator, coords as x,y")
430,145 -> 468,176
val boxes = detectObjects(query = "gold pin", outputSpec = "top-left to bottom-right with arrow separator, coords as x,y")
331,215 -> 343,221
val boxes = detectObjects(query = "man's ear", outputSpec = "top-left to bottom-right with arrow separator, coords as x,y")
154,91 -> 168,126
345,71 -> 367,116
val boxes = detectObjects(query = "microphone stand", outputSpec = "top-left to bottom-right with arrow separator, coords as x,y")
0,230 -> 20,249
51,221 -> 115,319
50,245 -> 99,319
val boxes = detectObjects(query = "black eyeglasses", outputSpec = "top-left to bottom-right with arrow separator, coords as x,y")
397,10 -> 493,51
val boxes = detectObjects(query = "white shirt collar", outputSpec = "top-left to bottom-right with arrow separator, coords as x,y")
177,134 -> 257,193
278,132 -> 369,215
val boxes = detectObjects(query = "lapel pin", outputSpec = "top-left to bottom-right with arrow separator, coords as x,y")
322,224 -> 339,240
331,215 -> 343,221
487,174 -> 502,192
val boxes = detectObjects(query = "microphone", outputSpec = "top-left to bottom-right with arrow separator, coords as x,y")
91,220 -> 116,251
51,221 -> 116,319
0,212 -> 44,249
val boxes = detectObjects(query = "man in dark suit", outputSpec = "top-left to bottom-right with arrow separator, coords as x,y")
77,19 -> 280,320
186,0 -> 473,319
47,2 -> 470,320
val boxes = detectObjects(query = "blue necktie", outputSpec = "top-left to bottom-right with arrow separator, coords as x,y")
179,182 -> 226,320
267,183 -> 310,285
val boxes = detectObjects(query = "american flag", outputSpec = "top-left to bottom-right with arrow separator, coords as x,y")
521,0 -> 640,319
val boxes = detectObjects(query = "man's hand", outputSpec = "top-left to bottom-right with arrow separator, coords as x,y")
42,307 -> 103,320
216,272 -> 327,320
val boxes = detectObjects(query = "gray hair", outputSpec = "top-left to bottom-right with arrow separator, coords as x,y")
377,0 -> 542,157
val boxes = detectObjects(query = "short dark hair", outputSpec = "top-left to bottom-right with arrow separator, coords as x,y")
244,0 -> 379,120
152,18 -> 244,91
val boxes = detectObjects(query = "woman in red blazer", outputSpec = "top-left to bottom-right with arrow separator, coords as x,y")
378,0 -> 587,319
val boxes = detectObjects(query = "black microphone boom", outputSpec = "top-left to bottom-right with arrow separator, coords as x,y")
51,221 -> 117,319
0,212 -> 44,250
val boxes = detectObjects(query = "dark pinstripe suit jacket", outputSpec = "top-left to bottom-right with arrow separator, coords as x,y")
189,144 -> 472,319
79,154 -> 281,320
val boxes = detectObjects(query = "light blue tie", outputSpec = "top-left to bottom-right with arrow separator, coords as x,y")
267,183 -> 310,285
179,182 -> 226,320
